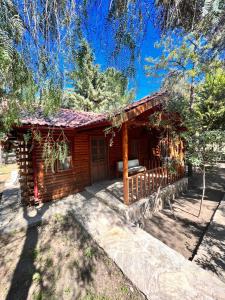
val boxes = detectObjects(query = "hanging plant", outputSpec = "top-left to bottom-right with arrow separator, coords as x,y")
23,132 -> 32,145
32,129 -> 42,143
42,129 -> 69,172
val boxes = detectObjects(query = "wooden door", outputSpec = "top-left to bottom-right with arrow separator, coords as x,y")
91,136 -> 108,183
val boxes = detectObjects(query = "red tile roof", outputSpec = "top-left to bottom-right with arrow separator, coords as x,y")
20,91 -> 167,129
20,108 -> 107,128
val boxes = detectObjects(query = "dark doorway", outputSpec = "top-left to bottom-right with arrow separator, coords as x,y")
91,136 -> 108,183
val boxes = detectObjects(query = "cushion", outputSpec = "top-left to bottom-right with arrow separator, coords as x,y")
117,159 -> 146,175
117,159 -> 139,172
128,166 -> 146,175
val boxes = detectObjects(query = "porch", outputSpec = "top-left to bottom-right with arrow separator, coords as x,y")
116,116 -> 185,205
86,165 -> 187,222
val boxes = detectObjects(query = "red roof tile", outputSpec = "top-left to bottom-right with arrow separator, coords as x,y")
20,108 -> 107,128
20,91 -> 167,128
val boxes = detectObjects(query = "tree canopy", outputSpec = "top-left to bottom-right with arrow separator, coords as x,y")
155,0 -> 225,57
0,0 -> 225,135
195,67 -> 225,130
63,40 -> 134,112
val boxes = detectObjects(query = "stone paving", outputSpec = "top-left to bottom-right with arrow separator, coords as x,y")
194,193 -> 225,283
1,176 -> 225,299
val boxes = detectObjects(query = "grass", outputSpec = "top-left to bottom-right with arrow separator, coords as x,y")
53,213 -> 66,224
44,257 -> 53,268
82,293 -> 110,300
120,285 -> 129,294
84,246 -> 95,258
32,248 -> 40,261
64,287 -> 71,295
32,272 -> 41,283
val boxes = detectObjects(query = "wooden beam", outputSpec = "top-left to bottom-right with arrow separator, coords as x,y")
112,98 -> 163,125
122,122 -> 129,205
128,120 -> 151,127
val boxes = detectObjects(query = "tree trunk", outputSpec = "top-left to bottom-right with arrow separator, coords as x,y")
189,80 -> 195,111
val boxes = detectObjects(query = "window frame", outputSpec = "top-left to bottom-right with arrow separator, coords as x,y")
56,142 -> 73,173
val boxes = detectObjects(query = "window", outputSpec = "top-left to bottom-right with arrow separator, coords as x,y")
57,155 -> 72,171
57,142 -> 72,171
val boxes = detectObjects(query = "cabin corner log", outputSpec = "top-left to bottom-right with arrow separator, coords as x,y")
122,122 -> 129,205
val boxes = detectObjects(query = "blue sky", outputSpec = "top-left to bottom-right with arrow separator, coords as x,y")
18,0 -> 163,102
82,4 -> 163,101
133,25 -> 162,99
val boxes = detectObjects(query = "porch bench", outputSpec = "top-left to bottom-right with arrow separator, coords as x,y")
117,159 -> 146,176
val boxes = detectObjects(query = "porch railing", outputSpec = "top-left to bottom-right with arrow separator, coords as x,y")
127,165 -> 185,204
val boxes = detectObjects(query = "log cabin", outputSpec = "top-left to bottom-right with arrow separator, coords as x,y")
9,91 -> 185,206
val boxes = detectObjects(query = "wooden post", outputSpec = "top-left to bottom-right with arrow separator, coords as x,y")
122,122 -> 129,205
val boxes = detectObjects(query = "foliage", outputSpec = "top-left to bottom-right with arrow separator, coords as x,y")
41,81 -> 63,115
0,0 -> 152,94
84,246 -> 95,258
63,40 -> 134,112
145,28 -> 225,179
154,0 -> 225,57
195,68 -> 225,130
145,32 -> 223,110
185,130 -> 225,168
0,1 -> 35,134
41,130 -> 69,173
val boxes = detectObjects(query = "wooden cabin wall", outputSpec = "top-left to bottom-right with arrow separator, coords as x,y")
25,128 -> 93,204
74,132 -> 91,190
128,127 -> 149,167
17,123 -> 184,205
148,127 -> 162,169
108,128 -> 122,178
34,129 -> 77,203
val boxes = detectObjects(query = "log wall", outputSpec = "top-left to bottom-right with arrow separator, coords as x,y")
34,130 -> 77,202
16,123 -> 184,205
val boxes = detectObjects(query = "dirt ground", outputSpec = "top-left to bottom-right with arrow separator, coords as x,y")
144,164 -> 225,259
0,163 -> 18,193
0,212 -> 144,300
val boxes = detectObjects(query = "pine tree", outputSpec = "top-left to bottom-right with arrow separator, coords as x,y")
63,40 -> 134,112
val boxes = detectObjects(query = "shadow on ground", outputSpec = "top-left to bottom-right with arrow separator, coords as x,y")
143,164 -> 225,260
0,193 -> 143,300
